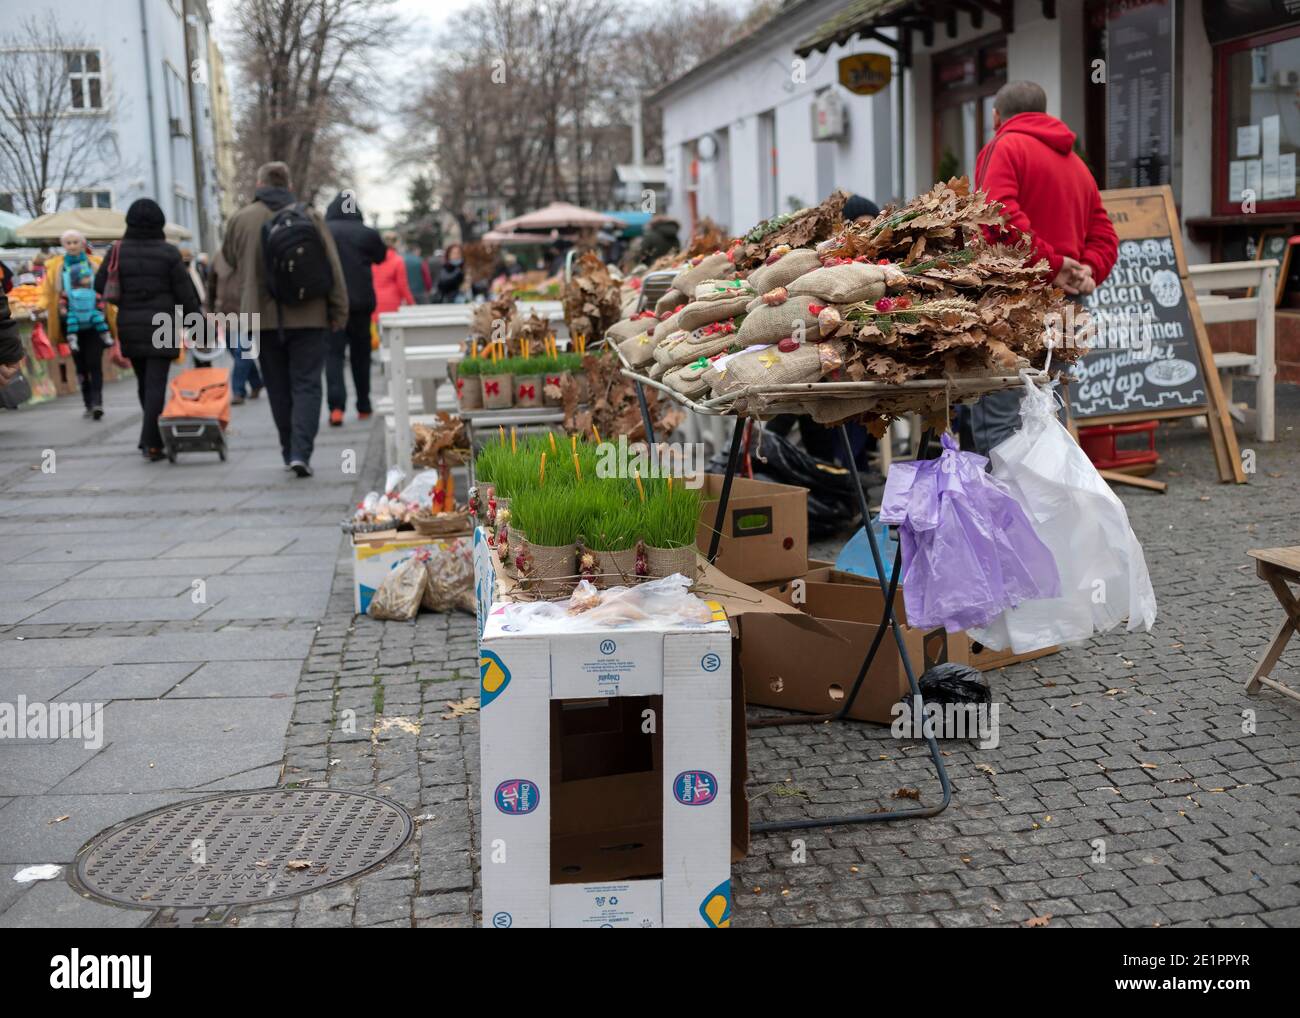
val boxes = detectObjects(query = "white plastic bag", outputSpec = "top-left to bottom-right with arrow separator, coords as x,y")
969,379 -> 1157,653
501,574 -> 713,632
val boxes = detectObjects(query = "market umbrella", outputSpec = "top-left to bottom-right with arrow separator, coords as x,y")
494,201 -> 620,234
0,210 -> 30,246
16,207 -> 192,244
481,228 -> 558,245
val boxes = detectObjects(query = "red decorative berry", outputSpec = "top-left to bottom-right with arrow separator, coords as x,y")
808,303 -> 825,315
875,298 -> 894,312
778,337 -> 799,352
877,258 -> 891,265
894,296 -> 911,310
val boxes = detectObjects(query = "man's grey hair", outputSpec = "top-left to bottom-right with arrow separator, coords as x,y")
60,229 -> 86,245
256,161 -> 291,189
994,81 -> 1047,119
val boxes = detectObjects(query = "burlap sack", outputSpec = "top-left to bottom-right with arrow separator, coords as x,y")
746,248 -> 822,294
368,555 -> 428,621
704,344 -> 772,396
653,310 -> 684,343
647,361 -> 667,380
618,328 -> 658,367
654,329 -> 691,366
664,361 -> 713,400
788,262 -> 887,304
663,323 -> 745,368
736,293 -> 821,346
677,280 -> 756,331
671,252 -> 733,293
655,287 -> 687,315
606,316 -> 656,343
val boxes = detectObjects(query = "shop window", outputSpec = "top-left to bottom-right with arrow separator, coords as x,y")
73,190 -> 112,209
66,50 -> 103,110
1215,24 -> 1300,215
931,36 -> 1006,184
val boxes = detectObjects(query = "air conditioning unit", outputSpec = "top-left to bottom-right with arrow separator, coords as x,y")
1274,69 -> 1300,87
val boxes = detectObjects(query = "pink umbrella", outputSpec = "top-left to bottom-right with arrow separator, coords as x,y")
494,201 -> 619,233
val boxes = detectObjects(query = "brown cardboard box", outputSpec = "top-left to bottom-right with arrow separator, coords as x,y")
745,568 -> 969,723
696,474 -> 808,585
967,640 -> 1060,672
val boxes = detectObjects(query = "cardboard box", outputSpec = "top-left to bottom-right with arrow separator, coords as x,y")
746,567 -> 968,724
475,530 -> 823,928
351,529 -> 468,613
967,640 -> 1060,672
696,474 -> 808,585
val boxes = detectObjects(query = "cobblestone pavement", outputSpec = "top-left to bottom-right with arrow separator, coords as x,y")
5,376 -> 1300,929
236,393 -> 1300,930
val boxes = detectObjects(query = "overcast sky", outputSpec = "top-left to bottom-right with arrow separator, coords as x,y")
212,0 -> 477,224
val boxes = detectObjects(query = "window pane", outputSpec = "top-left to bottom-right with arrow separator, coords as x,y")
85,52 -> 100,72
1225,33 -> 1300,202
66,52 -> 82,72
70,81 -> 83,109
89,78 -> 101,108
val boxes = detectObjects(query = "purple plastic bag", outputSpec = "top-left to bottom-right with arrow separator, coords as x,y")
879,433 -> 1060,632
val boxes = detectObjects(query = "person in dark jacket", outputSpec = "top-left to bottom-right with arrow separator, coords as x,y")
324,191 -> 386,424
639,215 -> 680,263
0,287 -> 24,384
435,243 -> 466,303
402,244 -> 431,304
96,198 -> 201,460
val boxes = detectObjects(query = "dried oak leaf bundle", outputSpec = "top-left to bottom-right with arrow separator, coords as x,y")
562,252 -> 624,344
514,312 -> 551,355
562,346 -> 682,441
412,412 -> 470,468
685,217 -> 729,259
469,296 -> 518,350
463,241 -> 497,285
730,190 -> 849,273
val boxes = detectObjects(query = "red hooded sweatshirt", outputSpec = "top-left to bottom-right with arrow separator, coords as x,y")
975,112 -> 1118,285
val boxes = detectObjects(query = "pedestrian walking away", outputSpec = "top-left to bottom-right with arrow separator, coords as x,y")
207,249 -> 262,404
324,191 -> 386,425
402,241 -> 432,305
95,198 -> 201,460
372,231 -> 415,325
966,79 -> 1119,455
43,229 -> 116,419
222,160 -> 348,477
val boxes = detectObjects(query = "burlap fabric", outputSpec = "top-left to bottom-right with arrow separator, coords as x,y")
655,287 -> 687,315
736,293 -> 821,346
606,316 -> 656,343
671,252 -> 733,293
618,328 -> 658,367
677,280 -> 755,331
662,323 -> 745,368
653,329 -> 691,366
788,262 -> 887,303
745,248 -> 821,294
664,361 -> 713,399
653,310 -> 684,343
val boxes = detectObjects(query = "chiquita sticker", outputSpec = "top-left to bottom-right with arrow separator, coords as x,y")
479,650 -> 511,707
673,770 -> 718,806
494,779 -> 539,815
699,881 -> 732,928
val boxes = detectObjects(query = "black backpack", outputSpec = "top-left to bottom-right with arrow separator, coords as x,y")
260,202 -> 333,306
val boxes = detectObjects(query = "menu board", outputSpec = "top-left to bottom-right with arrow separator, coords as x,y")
1071,235 -> 1207,419
1104,0 -> 1174,189
1067,186 -> 1244,484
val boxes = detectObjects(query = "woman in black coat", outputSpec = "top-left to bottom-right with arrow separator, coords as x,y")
96,199 -> 200,460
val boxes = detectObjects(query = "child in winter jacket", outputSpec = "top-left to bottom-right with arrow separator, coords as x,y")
64,266 -> 111,350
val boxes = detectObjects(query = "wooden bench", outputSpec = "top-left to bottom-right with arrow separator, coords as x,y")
1245,547 -> 1300,704
1187,259 -> 1278,443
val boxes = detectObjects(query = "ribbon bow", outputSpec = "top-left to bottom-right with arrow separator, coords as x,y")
517,384 -> 535,399
484,380 -> 501,395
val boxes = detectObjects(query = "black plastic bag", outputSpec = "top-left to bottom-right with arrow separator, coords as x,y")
897,662 -> 991,740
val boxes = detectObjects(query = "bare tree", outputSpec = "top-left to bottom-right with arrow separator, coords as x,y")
0,14 -> 123,217
228,0 -> 402,204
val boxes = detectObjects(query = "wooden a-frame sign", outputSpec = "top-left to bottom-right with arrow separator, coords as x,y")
1070,186 -> 1246,484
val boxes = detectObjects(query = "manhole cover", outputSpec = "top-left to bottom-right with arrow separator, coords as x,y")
72,789 -> 412,910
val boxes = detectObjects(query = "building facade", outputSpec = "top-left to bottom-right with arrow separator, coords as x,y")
0,0 -> 229,250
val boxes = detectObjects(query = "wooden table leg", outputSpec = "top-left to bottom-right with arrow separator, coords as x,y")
1246,564 -> 1300,698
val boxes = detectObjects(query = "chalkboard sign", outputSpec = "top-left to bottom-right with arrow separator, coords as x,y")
1071,235 -> 1207,418
1068,186 -> 1244,484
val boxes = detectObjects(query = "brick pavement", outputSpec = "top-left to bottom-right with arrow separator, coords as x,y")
4,376 -> 1300,928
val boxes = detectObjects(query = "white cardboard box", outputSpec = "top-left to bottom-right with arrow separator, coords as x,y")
474,528 -> 735,929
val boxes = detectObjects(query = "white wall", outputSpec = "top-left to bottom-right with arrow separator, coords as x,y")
659,1 -> 896,234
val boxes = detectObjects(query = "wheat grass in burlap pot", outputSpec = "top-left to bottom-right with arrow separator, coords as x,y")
736,293 -> 823,346
480,372 -> 513,409
745,248 -> 822,294
455,369 -> 483,411
520,539 -> 577,595
514,373 -> 543,408
646,545 -> 699,580
788,262 -> 888,304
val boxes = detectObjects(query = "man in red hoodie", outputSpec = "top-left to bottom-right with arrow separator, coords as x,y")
966,81 -> 1118,452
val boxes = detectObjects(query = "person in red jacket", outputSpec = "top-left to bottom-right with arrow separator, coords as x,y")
967,80 -> 1119,453
371,231 -> 415,325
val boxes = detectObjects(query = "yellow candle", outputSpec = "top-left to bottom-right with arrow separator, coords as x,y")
572,452 -> 581,481
592,424 -> 602,445
510,427 -> 517,454
548,431 -> 557,454
634,470 -> 645,503
539,452 -> 547,485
